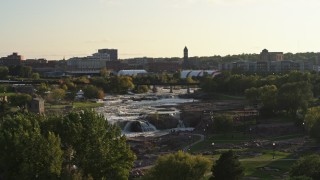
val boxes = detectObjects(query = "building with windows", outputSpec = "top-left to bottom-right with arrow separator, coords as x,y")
66,49 -> 113,74
260,49 -> 283,62
98,49 -> 118,61
0,53 -> 23,66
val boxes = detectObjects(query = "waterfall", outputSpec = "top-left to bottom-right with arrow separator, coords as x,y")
123,120 -> 157,132
177,120 -> 186,128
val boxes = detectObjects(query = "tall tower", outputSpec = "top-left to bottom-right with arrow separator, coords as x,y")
183,46 -> 189,69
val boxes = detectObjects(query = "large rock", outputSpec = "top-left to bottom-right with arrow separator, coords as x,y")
180,111 -> 203,127
146,114 -> 179,130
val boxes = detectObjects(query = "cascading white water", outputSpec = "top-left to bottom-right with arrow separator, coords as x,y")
95,88 -> 197,136
123,120 -> 157,132
177,120 -> 185,128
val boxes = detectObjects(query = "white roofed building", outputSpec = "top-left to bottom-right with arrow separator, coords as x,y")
117,70 -> 148,76
180,70 -> 220,79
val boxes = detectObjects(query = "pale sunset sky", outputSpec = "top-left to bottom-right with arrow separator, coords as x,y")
0,0 -> 319,60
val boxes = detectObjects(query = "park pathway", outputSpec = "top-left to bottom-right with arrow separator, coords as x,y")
182,134 -> 205,152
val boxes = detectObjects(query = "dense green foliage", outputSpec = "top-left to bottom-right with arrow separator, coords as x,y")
43,110 -> 135,179
0,113 -> 63,179
211,150 -> 244,180
201,71 -> 315,117
8,93 -> 32,107
0,66 -> 9,79
9,65 -> 32,78
213,114 -> 234,133
304,107 -> 320,141
290,154 -> 320,180
49,88 -> 66,103
83,85 -> 105,99
288,176 -> 313,180
0,110 -> 135,179
144,151 -> 211,180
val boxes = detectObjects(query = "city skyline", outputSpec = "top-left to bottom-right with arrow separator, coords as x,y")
1,0 -> 320,60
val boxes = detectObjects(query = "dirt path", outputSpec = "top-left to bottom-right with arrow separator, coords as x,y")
182,134 -> 205,152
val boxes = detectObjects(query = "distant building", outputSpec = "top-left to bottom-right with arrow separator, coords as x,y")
259,49 -> 283,62
148,61 -> 181,73
75,90 -> 84,100
117,70 -> 148,76
106,60 -> 128,72
183,46 -> 190,69
0,52 -> 23,66
180,70 -> 220,79
66,49 -> 112,74
219,60 -> 314,73
98,49 -> 118,61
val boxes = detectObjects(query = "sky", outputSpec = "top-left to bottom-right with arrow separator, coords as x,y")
0,0 -> 320,60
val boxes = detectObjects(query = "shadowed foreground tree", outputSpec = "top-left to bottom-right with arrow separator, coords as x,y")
304,107 -> 320,141
43,110 -> 135,179
144,151 -> 211,180
0,111 -> 135,180
211,150 -> 244,180
290,154 -> 320,180
0,113 -> 63,179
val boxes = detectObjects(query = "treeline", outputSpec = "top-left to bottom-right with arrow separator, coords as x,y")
0,65 -> 40,79
0,110 -> 135,179
200,71 -> 319,117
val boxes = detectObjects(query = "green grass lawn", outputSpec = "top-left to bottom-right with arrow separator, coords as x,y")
0,92 -> 16,96
190,133 -> 252,152
242,159 -> 295,179
45,101 -> 104,111
187,132 -> 303,179
190,132 -> 304,153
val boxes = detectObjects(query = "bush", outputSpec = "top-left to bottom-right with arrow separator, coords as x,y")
211,150 -> 244,180
144,151 -> 211,180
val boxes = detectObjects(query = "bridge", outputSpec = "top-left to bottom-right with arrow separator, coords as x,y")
135,82 -> 200,93
0,80 -> 201,93
0,80 -> 85,85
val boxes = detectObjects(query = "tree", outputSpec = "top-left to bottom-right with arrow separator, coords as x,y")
0,100 -> 10,116
100,67 -> 110,77
0,66 -> 9,79
259,85 -> 278,116
304,107 -> 320,134
213,114 -> 233,133
37,83 -> 49,96
245,87 -> 260,103
144,151 -> 211,180
9,65 -> 32,78
0,113 -> 63,179
277,82 -> 313,116
211,150 -> 244,180
134,85 -> 149,93
304,107 -> 320,141
44,110 -> 135,179
107,76 -> 134,94
9,93 -> 32,107
290,154 -> 320,180
83,85 -> 105,99
31,72 -> 40,79
49,88 -> 66,103
288,176 -> 313,180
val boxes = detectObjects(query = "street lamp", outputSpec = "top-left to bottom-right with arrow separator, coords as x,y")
272,142 -> 276,159
212,142 -> 215,158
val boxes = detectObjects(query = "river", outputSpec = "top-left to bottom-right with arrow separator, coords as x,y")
95,88 -> 197,137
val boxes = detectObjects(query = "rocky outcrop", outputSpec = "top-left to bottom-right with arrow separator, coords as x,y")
145,114 -> 179,130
